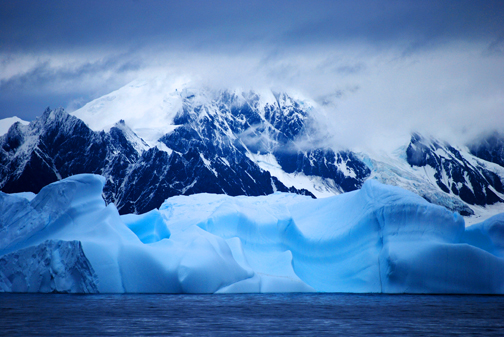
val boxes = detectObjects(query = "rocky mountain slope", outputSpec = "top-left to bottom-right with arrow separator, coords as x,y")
1,80 -> 503,220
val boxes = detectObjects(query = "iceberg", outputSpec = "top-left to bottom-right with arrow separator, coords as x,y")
0,240 -> 98,293
462,213 -> 504,258
1,174 -> 503,293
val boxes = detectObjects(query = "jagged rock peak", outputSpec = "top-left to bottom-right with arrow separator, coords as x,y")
406,132 -> 504,210
468,131 -> 504,168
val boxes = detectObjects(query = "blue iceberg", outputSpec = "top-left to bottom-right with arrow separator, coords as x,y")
1,174 -> 503,293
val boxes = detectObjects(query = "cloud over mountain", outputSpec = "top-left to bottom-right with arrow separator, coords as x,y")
1,0 -> 503,150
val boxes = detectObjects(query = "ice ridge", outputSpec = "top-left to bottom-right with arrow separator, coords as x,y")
1,174 -> 503,294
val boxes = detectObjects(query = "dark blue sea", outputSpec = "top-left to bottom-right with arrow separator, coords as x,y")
1,293 -> 503,336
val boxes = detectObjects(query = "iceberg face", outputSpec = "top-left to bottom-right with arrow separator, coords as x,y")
462,213 -> 504,257
0,174 -> 108,254
0,174 -> 266,293
1,174 -> 504,294
122,209 -> 171,244
0,240 -> 98,293
382,241 -> 504,294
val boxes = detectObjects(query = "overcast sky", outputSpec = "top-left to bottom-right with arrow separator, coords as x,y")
1,0 -> 503,149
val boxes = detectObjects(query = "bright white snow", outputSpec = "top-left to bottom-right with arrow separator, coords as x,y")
1,174 -> 504,294
246,152 -> 341,197
71,77 -> 187,146
0,116 -> 29,135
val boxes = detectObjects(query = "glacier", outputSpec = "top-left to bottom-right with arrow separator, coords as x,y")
1,174 -> 504,294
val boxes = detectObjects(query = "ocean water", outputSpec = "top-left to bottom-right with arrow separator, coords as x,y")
1,293 -> 503,336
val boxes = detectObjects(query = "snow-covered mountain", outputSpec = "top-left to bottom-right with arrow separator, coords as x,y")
1,78 -> 504,221
0,107 -> 314,214
363,133 -> 504,222
406,134 -> 504,209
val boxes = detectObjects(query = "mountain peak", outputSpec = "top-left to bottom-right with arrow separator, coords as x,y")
1,79 -> 503,222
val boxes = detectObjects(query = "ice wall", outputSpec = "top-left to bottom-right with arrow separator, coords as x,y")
1,174 -> 503,293
0,240 -> 98,293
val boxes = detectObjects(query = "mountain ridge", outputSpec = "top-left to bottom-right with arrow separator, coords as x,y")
1,82 -> 504,221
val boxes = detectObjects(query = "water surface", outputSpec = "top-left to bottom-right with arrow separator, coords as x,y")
1,293 -> 503,336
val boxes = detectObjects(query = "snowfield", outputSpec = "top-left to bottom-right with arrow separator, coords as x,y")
1,174 -> 504,294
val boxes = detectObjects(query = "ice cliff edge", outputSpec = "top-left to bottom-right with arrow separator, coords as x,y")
1,174 -> 503,293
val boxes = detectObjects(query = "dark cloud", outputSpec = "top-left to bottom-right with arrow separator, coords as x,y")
1,0 -> 503,53
0,52 -> 144,119
0,0 -> 289,52
0,55 -> 142,93
1,0 -> 504,146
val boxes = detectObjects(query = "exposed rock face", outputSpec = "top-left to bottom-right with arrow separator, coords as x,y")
0,97 -> 323,214
406,133 -> 504,213
469,132 -> 504,168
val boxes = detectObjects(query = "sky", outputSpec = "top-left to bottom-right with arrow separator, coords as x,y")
1,0 -> 504,150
